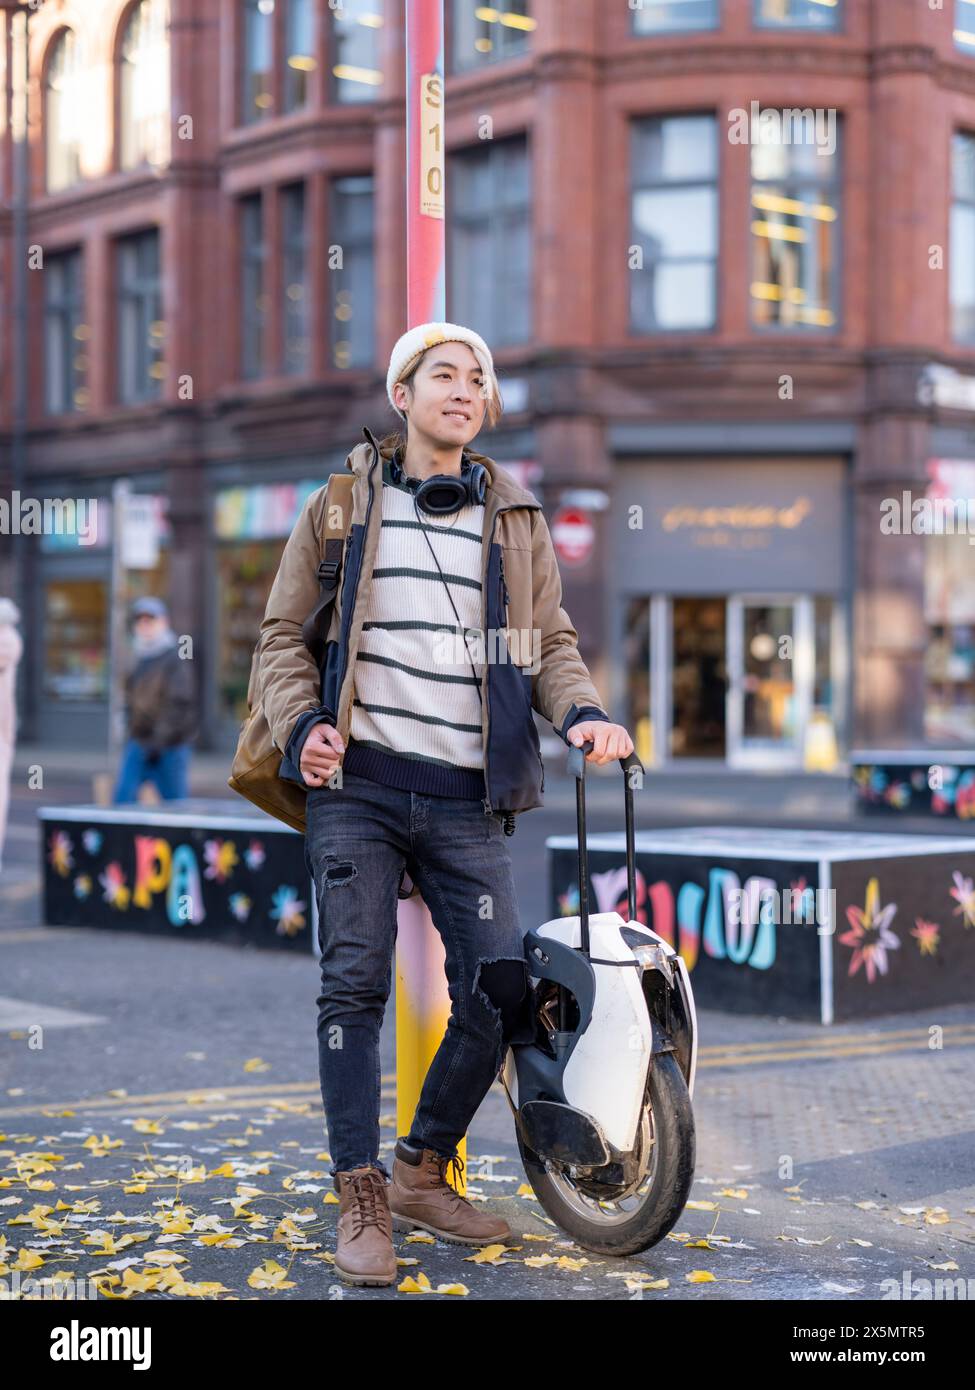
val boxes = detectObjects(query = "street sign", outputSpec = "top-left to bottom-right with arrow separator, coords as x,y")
120,493 -> 160,569
552,505 -> 595,566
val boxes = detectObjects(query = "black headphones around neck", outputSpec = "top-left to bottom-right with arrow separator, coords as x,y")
389,447 -> 488,516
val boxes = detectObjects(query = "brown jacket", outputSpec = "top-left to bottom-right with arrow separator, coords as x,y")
125,639 -> 197,753
257,426 -> 608,816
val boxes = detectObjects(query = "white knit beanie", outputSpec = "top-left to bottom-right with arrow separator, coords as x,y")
386,321 -> 499,422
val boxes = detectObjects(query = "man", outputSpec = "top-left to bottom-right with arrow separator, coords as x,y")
112,597 -> 197,803
258,322 -> 633,1285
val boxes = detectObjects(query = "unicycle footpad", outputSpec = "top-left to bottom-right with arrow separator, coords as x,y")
518,1099 -> 610,1167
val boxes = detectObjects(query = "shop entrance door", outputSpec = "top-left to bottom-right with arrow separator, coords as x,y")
668,596 -> 727,758
726,595 -> 814,768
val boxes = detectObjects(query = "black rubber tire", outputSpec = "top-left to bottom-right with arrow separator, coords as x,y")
516,1051 -> 696,1256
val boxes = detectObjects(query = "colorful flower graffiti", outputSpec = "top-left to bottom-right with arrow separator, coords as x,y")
48,830 -> 74,878
99,862 -> 131,911
932,769 -> 975,819
270,886 -> 306,938
203,838 -> 239,884
910,918 -> 940,956
839,877 -> 900,982
229,893 -> 252,923
853,765 -> 912,811
949,871 -> 975,928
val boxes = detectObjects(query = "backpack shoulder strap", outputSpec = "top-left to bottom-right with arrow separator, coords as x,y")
300,472 -> 355,658
320,471 -> 355,571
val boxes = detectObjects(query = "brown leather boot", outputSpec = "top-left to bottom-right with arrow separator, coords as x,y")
388,1137 -> 512,1244
333,1165 -> 397,1286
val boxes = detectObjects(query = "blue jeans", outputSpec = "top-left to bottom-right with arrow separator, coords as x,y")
112,739 -> 191,803
304,771 -> 535,1181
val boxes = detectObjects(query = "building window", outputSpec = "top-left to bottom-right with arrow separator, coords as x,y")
952,133 -> 975,341
282,183 -> 308,374
750,109 -> 841,330
330,0 -> 384,104
242,0 -> 274,123
116,229 -> 164,403
240,194 -> 266,379
285,0 -> 315,111
449,1 -> 535,72
957,0 -> 975,53
630,114 -> 718,332
631,0 -> 719,34
119,0 -> 171,170
45,30 -> 83,193
753,0 -> 841,29
44,249 -> 88,415
329,176 -> 374,368
448,137 -> 531,346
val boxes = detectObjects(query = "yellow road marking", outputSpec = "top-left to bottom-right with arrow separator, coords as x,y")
699,1033 -> 975,1066
699,1023 -> 975,1054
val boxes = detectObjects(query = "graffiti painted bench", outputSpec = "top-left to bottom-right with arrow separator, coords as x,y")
38,799 -> 315,953
851,748 -> 975,820
547,826 -> 975,1022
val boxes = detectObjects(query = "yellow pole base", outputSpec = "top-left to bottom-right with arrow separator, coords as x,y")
395,895 -> 467,1196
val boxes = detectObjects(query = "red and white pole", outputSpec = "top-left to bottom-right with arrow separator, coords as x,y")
404,0 -> 445,323
396,1 -> 470,1191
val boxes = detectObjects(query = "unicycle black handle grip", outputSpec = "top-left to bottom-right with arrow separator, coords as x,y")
567,737 -> 644,782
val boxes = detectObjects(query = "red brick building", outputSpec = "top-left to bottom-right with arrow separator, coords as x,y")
3,0 -> 975,770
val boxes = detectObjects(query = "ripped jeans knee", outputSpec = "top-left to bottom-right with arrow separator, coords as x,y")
322,858 -> 358,889
472,956 -> 535,1070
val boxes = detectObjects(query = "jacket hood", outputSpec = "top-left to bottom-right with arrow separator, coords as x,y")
347,425 -> 540,510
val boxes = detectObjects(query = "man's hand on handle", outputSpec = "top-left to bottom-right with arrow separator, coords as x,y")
567,721 -> 634,766
299,723 -> 345,787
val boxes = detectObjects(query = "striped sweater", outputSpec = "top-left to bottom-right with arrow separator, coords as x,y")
340,457 -> 489,799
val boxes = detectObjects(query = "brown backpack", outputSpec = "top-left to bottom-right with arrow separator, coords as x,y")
227,472 -> 355,833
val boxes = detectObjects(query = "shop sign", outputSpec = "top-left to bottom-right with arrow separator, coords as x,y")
215,481 -> 321,541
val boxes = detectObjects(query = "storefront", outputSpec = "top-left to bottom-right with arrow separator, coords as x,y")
613,456 -> 850,770
34,487 -> 170,747
208,476 -> 325,746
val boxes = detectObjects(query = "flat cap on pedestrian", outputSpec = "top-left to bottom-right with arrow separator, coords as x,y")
131,596 -> 168,620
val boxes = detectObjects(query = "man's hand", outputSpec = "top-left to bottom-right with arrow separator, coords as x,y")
567,721 -> 634,766
299,723 -> 345,788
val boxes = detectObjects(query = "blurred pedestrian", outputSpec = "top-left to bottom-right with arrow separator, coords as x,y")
112,597 -> 197,804
0,597 -> 23,876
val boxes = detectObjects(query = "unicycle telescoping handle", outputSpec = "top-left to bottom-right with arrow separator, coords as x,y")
565,739 -> 645,959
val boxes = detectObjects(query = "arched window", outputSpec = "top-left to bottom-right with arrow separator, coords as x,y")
45,30 -> 83,193
119,0 -> 171,170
